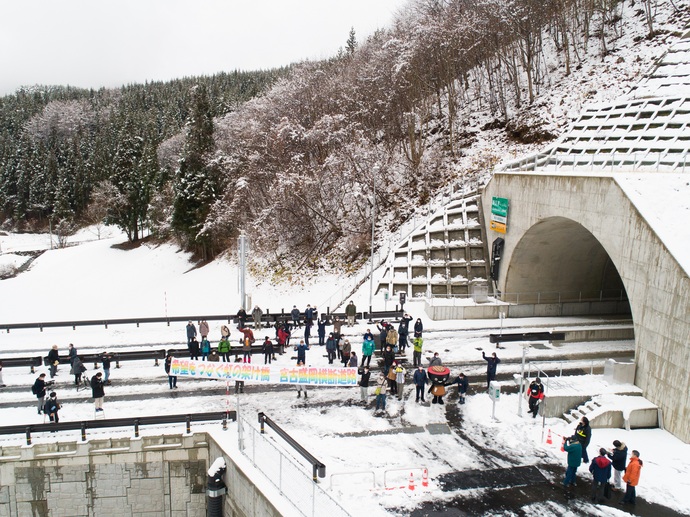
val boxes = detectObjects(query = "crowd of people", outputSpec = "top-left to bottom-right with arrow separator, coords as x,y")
562,416 -> 643,506
30,309 -> 483,417
29,344 -> 114,419
18,310 -> 651,509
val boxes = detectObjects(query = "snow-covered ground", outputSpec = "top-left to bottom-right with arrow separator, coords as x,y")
0,230 -> 689,516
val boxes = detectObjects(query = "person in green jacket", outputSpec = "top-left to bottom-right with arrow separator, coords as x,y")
362,330 -> 375,368
217,337 -> 231,362
563,435 -> 583,488
412,336 -> 423,367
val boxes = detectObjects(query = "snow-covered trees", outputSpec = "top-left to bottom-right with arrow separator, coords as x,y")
0,72 -> 281,231
172,84 -> 220,259
0,0 -> 667,271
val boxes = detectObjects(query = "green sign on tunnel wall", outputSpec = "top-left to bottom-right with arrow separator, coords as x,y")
491,197 -> 509,234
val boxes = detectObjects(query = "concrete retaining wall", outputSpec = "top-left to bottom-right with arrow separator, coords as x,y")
0,434 -> 209,517
425,300 -> 631,321
590,409 -> 659,430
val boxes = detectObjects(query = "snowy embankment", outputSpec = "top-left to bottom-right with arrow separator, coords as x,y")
0,230 -> 689,515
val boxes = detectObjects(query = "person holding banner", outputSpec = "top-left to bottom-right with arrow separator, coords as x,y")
348,351 -> 358,368
358,366 -> 371,403
296,361 -> 308,398
165,351 -> 177,389
375,374 -> 388,412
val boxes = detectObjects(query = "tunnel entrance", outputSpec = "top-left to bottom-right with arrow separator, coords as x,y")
502,217 -> 629,312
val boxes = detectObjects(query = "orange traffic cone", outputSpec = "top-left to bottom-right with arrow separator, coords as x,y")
546,429 -> 553,445
422,468 -> 429,488
408,472 -> 416,491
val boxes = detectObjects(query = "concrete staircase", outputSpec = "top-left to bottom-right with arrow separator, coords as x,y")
562,398 -> 603,425
561,394 -> 660,431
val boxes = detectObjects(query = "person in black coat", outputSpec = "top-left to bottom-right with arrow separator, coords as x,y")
165,352 -> 177,389
47,345 -> 60,378
291,306 -> 301,328
482,351 -> 500,389
72,356 -> 86,387
576,416 -> 592,463
44,392 -> 61,423
527,377 -> 544,418
413,318 -> 423,337
188,337 -> 200,360
607,440 -> 628,491
262,337 -> 274,364
456,372 -> 469,404
236,308 -> 247,330
377,322 -> 389,352
317,318 -> 328,347
91,372 -> 105,411
32,373 -> 48,414
382,345 -> 396,376
304,305 -> 315,326
358,366 -> 371,403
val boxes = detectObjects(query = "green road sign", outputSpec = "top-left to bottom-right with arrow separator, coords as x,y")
491,197 -> 509,218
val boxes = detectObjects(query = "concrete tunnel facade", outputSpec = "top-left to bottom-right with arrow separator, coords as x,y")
482,172 -> 690,443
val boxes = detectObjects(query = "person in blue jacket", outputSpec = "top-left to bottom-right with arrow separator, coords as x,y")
291,306 -> 301,328
325,333 -> 337,364
317,318 -> 328,346
413,365 -> 429,403
295,340 -> 309,365
482,351 -> 500,389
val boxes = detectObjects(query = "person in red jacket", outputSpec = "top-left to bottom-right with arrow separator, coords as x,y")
621,450 -> 643,505
588,448 -> 612,503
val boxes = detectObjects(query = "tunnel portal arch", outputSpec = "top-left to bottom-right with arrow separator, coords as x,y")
504,217 -> 628,307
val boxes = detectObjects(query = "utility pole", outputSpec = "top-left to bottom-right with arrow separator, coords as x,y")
517,343 -> 529,417
368,168 -> 377,320
238,232 -> 247,309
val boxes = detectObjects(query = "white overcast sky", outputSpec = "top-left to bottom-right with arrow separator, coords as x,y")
0,0 -> 408,96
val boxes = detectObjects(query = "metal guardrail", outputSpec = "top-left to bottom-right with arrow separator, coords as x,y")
490,332 -> 566,343
239,415 -> 350,517
431,289 -> 628,304
0,310 -> 401,334
258,412 -> 325,482
0,410 -> 236,446
3,345 -> 270,372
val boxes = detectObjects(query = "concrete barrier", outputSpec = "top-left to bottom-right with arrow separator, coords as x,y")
604,358 -> 636,384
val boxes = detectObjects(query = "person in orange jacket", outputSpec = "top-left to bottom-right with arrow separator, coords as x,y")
621,450 -> 643,505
